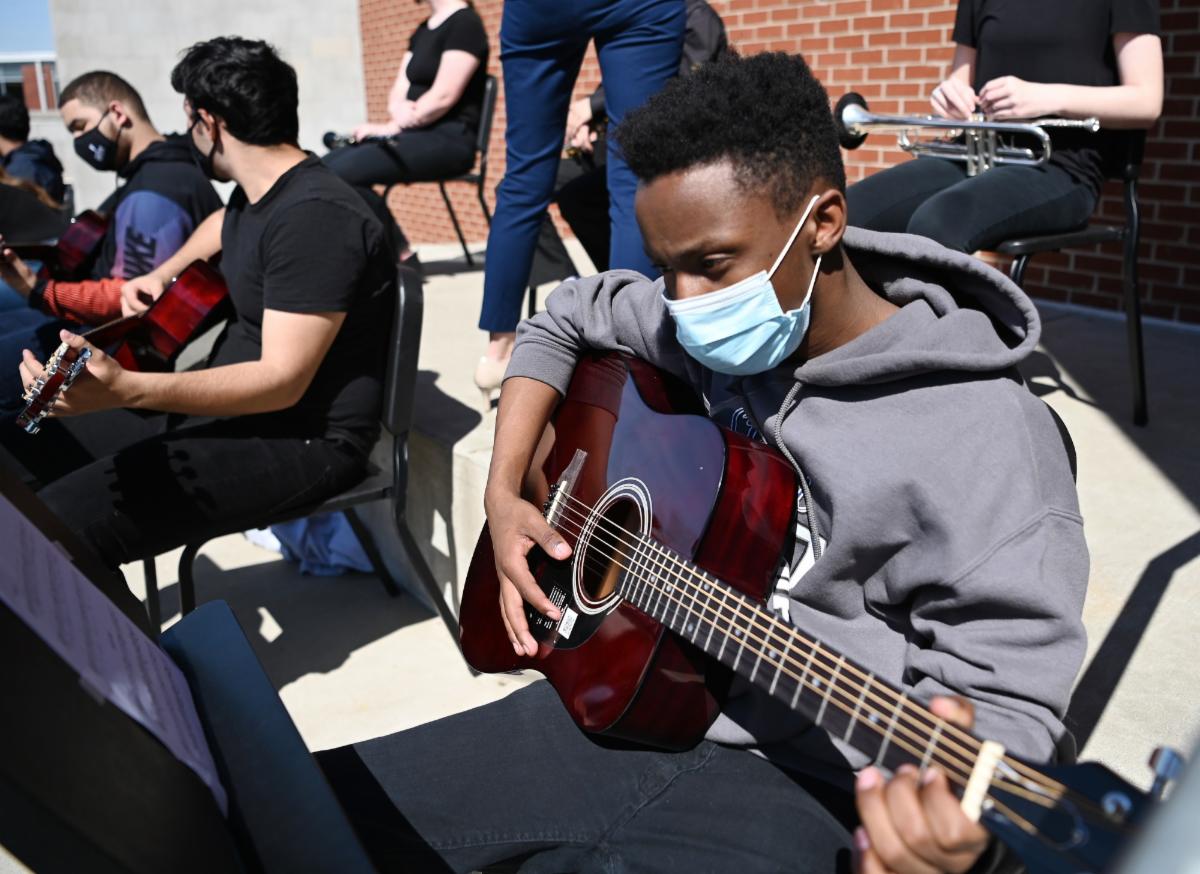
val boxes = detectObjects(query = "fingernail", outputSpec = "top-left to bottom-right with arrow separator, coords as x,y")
547,608 -> 561,621
897,763 -> 918,778
922,766 -> 939,786
854,827 -> 870,852
857,767 -> 880,790
552,541 -> 569,559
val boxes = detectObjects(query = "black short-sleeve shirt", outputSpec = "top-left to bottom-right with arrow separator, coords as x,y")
210,155 -> 395,453
406,6 -> 490,133
952,0 -> 1159,193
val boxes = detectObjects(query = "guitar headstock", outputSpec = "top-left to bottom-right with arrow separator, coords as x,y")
15,344 -> 92,435
982,755 -> 1156,874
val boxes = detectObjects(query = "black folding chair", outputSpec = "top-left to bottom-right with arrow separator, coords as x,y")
142,264 -> 460,644
997,132 -> 1149,426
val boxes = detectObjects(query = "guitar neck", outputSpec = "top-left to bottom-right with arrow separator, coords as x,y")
617,539 -> 986,785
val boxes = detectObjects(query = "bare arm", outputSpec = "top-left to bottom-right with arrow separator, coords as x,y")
29,308 -> 345,418
398,50 -> 481,129
931,44 -> 977,119
978,33 -> 1163,127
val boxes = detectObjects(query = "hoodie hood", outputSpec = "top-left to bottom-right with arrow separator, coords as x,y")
118,134 -> 197,180
8,139 -> 63,175
790,226 -> 1041,388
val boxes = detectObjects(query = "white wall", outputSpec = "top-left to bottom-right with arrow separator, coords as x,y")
48,0 -> 366,211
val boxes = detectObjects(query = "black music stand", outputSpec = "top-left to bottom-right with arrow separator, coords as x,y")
0,469 -> 377,874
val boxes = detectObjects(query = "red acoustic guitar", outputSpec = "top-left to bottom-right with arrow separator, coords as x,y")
8,210 -> 109,281
16,259 -> 229,434
460,353 -> 1178,874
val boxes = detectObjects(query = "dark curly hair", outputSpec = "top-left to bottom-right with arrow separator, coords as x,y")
171,36 -> 298,146
613,52 -> 846,216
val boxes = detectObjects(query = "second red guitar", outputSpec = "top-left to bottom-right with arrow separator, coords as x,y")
16,259 -> 229,433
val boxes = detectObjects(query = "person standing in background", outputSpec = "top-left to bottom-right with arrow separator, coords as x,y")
473,0 -> 684,406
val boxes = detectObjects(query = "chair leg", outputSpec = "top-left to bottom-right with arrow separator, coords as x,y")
142,557 -> 162,632
393,509 -> 462,647
1123,232 -> 1148,427
342,506 -> 403,598
178,542 -> 202,617
439,182 -> 474,266
1008,254 -> 1030,288
476,184 -> 492,226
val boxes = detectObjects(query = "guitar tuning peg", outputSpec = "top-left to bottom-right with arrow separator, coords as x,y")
1149,746 -> 1185,800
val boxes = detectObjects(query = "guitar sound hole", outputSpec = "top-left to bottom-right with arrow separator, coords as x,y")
579,498 -> 642,609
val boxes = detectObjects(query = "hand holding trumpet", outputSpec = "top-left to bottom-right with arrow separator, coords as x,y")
932,75 -> 1062,122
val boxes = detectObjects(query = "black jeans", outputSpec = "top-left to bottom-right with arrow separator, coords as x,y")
323,123 -> 477,254
316,682 -> 854,874
0,409 -> 367,569
846,157 -> 1097,253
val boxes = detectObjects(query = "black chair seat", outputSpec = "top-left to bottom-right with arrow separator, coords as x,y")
997,224 -> 1124,256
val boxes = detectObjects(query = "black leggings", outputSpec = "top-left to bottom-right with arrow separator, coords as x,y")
322,124 -> 476,254
846,157 -> 1097,253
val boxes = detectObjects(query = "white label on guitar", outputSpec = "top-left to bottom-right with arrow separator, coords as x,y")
558,608 -> 578,640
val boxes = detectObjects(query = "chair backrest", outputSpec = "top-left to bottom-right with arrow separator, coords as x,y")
475,75 -> 499,181
382,263 -> 424,441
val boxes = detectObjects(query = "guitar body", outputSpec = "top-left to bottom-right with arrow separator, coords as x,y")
460,353 -> 798,749
9,210 -> 109,281
107,259 -> 230,372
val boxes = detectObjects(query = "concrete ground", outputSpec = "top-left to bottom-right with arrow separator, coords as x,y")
3,240 -> 1198,872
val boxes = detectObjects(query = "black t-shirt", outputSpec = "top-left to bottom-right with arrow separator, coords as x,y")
952,0 -> 1159,194
406,6 -> 489,134
209,155 -> 395,453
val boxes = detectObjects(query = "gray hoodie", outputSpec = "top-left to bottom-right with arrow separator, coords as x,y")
508,227 -> 1087,780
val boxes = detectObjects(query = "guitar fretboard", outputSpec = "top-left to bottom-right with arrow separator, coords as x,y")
617,536 -> 977,781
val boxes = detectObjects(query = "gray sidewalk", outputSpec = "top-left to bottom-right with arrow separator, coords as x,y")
6,242 -> 1195,873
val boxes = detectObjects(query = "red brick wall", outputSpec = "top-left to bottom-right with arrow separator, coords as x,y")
357,0 -> 1199,322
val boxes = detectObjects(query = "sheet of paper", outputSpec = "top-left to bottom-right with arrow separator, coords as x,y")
0,492 -> 228,815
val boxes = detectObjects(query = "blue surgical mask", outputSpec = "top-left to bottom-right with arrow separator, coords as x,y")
663,195 -> 822,376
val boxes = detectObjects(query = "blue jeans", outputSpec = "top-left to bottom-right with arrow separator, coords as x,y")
846,157 -> 1097,253
316,682 -> 854,873
479,0 -> 685,333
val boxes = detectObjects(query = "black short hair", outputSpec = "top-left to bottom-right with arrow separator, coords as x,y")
614,52 -> 846,217
0,95 -> 30,141
59,71 -> 150,121
171,36 -> 298,146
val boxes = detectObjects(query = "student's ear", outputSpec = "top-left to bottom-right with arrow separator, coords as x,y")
811,189 -> 848,257
108,100 -> 134,130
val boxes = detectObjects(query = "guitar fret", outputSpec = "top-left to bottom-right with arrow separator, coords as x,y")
625,538 -> 645,607
877,692 -> 906,767
651,548 -> 669,619
716,588 -> 733,661
749,613 -> 772,683
844,673 -> 873,743
702,579 -> 717,653
919,721 -> 943,777
793,642 -> 818,708
768,630 -> 792,696
669,552 -> 686,631
730,602 -> 745,673
815,655 -> 845,726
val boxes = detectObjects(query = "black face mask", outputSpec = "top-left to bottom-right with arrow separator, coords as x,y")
74,110 -> 119,171
188,117 -> 223,181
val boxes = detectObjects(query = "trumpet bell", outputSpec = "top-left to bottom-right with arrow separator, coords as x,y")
834,91 -> 870,150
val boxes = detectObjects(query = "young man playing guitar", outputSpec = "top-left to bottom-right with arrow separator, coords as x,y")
316,53 -> 1087,874
0,37 -> 394,578
0,70 -> 221,412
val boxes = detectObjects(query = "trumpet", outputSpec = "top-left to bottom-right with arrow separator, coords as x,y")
833,92 -> 1100,177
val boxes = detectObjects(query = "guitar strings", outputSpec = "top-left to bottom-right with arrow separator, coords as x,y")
542,504 -> 1043,833
547,493 -> 1088,815
550,490 -> 1115,823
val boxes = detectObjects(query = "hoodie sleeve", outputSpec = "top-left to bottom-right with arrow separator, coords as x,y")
108,189 -> 198,280
903,507 -> 1089,762
507,270 -> 695,395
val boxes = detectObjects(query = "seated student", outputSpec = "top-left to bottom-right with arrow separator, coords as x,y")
0,94 -> 65,204
0,71 -> 222,411
323,0 -> 489,268
845,0 -> 1162,254
0,170 -> 68,312
0,36 -> 395,578
314,53 -> 1087,874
